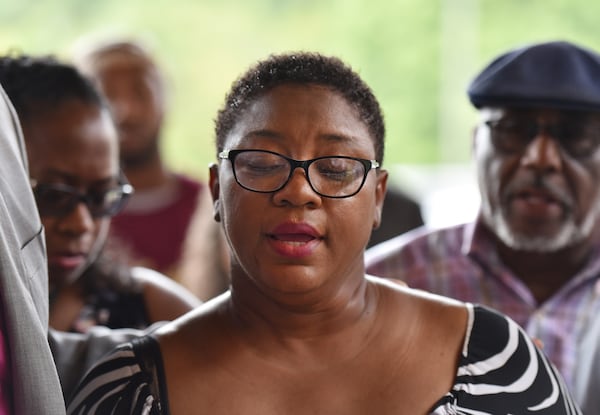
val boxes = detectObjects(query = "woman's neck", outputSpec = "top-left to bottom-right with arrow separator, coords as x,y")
227,270 -> 377,339
48,282 -> 85,331
220,276 -> 382,370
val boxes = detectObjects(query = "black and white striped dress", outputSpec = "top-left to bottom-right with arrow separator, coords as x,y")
430,304 -> 580,414
67,304 -> 581,415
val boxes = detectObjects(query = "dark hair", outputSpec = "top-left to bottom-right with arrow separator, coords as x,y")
215,52 -> 385,163
0,53 -> 105,122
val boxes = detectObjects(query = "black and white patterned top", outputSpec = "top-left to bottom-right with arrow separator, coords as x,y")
67,304 -> 581,415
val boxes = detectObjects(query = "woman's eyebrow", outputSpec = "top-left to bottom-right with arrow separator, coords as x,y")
34,169 -> 119,187
242,129 -> 282,140
319,132 -> 361,144
241,130 -> 361,144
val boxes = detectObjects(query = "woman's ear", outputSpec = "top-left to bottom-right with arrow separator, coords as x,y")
209,163 -> 221,222
373,169 -> 388,229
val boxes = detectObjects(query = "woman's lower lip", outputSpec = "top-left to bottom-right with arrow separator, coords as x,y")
48,255 -> 86,270
267,238 -> 320,258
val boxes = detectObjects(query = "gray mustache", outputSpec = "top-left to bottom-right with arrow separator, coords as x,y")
503,174 -> 574,209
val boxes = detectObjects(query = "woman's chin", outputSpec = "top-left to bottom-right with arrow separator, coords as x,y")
49,266 -> 86,293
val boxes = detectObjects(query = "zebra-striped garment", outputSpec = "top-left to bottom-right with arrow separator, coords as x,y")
430,304 -> 581,414
67,304 -> 581,415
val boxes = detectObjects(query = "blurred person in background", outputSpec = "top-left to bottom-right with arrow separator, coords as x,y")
0,53 -> 194,407
367,184 -> 424,248
177,189 -> 231,300
366,40 -> 600,395
574,308 -> 600,413
73,37 -> 208,281
0,54 -> 201,334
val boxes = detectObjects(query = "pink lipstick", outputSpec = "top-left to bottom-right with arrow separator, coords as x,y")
267,222 -> 323,258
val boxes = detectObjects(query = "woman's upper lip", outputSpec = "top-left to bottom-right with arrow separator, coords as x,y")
268,222 -> 323,240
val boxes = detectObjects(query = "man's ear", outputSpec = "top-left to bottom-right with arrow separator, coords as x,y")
471,125 -> 479,155
373,169 -> 388,230
209,163 -> 221,222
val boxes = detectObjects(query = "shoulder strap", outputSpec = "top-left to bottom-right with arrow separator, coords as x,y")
131,335 -> 171,414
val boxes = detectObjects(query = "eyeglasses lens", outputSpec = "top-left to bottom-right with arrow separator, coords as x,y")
309,158 -> 365,197
33,184 -> 130,217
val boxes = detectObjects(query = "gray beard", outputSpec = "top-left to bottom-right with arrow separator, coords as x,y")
481,203 -> 598,253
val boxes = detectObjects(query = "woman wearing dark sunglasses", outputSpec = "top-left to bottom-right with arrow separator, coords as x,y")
0,54 -> 200,333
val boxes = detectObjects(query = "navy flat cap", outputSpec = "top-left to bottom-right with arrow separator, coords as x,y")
468,41 -> 600,112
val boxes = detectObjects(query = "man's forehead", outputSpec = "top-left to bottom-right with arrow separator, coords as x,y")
93,53 -> 156,74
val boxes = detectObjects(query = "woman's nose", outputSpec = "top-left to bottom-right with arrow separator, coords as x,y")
56,202 -> 96,235
271,167 -> 322,207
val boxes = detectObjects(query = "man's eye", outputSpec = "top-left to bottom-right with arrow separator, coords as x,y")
494,121 -> 527,134
563,135 -> 600,157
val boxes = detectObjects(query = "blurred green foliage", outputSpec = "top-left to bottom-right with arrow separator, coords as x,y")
1,0 -> 600,180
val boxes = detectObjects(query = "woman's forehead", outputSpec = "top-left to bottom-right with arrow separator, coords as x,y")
235,85 -> 364,131
226,93 -> 370,150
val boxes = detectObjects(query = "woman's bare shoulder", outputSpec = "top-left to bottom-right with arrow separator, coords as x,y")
368,274 -> 468,334
368,274 -> 465,307
153,292 -> 231,342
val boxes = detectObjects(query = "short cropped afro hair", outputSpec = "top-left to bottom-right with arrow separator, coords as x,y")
215,52 -> 385,163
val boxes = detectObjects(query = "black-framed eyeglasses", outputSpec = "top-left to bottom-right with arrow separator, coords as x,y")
484,118 -> 600,158
31,175 -> 134,218
218,149 -> 380,198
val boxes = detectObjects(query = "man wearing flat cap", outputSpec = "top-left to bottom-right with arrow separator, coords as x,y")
366,40 -> 600,399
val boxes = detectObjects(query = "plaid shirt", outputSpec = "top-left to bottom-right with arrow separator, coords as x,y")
365,220 -> 600,392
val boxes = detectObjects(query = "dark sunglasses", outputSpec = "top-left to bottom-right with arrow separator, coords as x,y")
485,117 -> 600,158
31,176 -> 134,218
